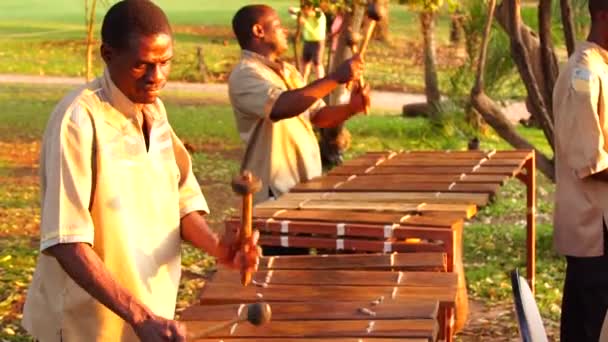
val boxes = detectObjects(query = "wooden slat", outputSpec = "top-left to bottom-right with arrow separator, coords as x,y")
199,283 -> 457,305
226,219 -> 458,243
328,165 -> 521,176
181,301 -> 439,321
259,235 -> 447,254
381,158 -> 525,168
252,209 -> 461,228
304,174 -> 508,184
211,270 -> 458,288
341,157 -> 524,167
186,319 -> 437,339
292,181 -> 500,194
254,200 -> 477,219
257,253 -> 446,272
279,192 -> 490,206
362,150 -> 531,159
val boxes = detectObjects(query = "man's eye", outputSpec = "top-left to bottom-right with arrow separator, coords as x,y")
133,64 -> 146,71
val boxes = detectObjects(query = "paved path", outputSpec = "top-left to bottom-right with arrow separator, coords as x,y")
0,74 -> 529,123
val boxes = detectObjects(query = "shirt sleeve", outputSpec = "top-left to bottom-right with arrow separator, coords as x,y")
229,66 -> 283,120
564,66 -> 608,178
39,104 -> 95,251
169,127 -> 210,217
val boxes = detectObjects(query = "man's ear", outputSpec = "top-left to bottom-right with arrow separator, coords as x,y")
252,23 -> 264,39
100,43 -> 113,65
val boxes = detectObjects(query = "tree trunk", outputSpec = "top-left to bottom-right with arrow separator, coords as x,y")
471,0 -> 555,180
560,0 -> 576,57
374,0 -> 390,42
495,0 -> 555,150
420,11 -> 441,120
538,0 -> 558,119
319,9 -> 360,169
85,0 -> 97,82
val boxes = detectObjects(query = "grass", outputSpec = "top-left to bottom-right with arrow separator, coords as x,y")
0,83 -> 560,340
0,0 -> 481,93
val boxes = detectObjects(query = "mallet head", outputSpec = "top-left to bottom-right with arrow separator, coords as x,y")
231,170 -> 262,195
247,302 -> 272,326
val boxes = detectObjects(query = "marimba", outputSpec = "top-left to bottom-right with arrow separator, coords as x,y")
182,252 -> 457,342
223,149 -> 536,337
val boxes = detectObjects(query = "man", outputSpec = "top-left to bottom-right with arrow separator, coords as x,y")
229,4 -> 369,205
22,1 -> 258,341
553,1 -> 608,340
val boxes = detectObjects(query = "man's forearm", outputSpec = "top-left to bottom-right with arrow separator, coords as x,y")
47,243 -> 152,327
270,76 -> 340,121
180,211 -> 221,257
311,104 -> 355,128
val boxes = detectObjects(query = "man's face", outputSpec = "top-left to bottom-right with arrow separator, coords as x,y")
102,32 -> 173,104
260,12 -> 288,56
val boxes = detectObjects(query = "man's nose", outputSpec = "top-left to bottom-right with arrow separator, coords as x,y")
146,64 -> 165,83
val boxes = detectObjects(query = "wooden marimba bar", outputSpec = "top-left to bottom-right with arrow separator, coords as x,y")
182,252 -> 457,342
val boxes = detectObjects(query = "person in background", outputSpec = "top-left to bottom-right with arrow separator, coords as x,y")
296,0 -> 327,82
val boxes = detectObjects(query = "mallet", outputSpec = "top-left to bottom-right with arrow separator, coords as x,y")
188,302 -> 272,339
344,29 -> 362,91
355,1 -> 385,114
231,170 -> 262,286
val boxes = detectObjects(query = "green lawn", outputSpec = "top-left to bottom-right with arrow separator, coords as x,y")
0,0 -> 476,92
0,83 -> 560,340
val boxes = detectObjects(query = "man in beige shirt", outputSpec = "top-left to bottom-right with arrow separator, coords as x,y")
22,1 -> 259,341
229,4 -> 369,205
553,1 -> 608,340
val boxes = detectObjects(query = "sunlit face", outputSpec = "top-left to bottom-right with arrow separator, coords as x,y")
261,12 -> 289,56
102,32 -> 173,104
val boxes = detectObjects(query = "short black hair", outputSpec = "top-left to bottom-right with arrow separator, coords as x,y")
232,4 -> 273,49
101,0 -> 172,50
589,0 -> 608,20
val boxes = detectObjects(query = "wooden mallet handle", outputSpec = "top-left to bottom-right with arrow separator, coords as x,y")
231,171 -> 261,286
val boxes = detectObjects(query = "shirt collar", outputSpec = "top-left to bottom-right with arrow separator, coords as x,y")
241,49 -> 286,74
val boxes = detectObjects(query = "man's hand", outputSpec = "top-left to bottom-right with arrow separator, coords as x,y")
330,55 -> 364,84
216,230 -> 261,274
132,314 -> 187,342
348,82 -> 371,115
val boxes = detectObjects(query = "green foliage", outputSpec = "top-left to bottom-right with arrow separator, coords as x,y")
446,0 -> 525,103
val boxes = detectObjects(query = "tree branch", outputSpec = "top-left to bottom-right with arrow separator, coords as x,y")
505,0 -> 555,150
473,0 -> 497,93
560,0 -> 576,57
538,0 -> 558,120
470,93 -> 555,180
471,0 -> 555,181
